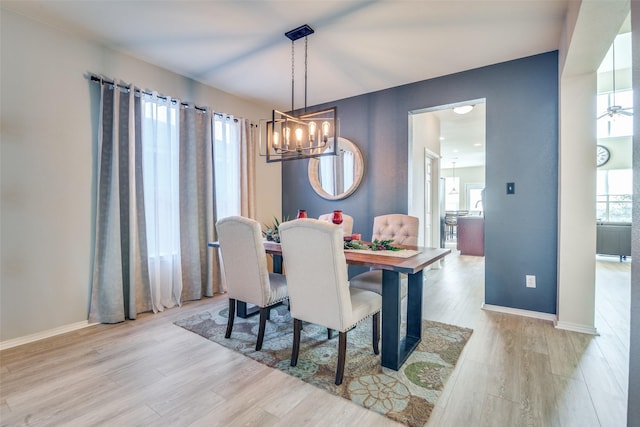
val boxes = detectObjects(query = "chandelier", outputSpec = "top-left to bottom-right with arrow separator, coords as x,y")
260,24 -> 338,163
449,161 -> 459,195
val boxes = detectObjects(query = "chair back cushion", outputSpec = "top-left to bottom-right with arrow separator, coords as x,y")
318,213 -> 354,236
279,219 -> 352,331
372,214 -> 419,246
216,216 -> 270,306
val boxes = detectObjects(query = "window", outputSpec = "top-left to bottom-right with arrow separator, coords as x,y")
141,97 -> 180,258
141,102 -> 243,258
213,115 -> 241,219
466,184 -> 484,214
597,169 -> 632,222
597,89 -> 633,138
445,177 -> 459,211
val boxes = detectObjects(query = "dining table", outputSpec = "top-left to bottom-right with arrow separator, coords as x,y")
209,240 -> 450,371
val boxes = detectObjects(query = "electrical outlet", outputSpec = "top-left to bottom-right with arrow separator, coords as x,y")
526,275 -> 536,288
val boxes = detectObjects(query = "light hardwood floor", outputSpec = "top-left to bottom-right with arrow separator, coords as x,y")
0,251 -> 630,426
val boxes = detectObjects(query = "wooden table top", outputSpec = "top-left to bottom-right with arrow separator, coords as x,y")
210,240 -> 450,275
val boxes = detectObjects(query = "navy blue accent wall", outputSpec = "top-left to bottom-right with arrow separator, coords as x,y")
283,51 -> 559,314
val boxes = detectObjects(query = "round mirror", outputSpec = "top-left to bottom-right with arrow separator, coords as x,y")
308,137 -> 364,200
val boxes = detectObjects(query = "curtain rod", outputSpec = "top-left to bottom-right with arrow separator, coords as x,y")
88,73 -> 238,120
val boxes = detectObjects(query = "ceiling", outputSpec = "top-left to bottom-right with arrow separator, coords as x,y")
9,0 -> 624,170
3,0 -> 571,112
430,103 -> 486,168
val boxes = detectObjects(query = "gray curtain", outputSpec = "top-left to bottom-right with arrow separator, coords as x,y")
240,119 -> 257,219
179,106 -> 221,300
89,82 -> 152,323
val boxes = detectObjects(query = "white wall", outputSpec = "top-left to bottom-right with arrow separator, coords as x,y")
598,136 -> 633,170
0,10 -> 281,342
409,112 -> 441,247
557,72 -> 597,333
556,0 -> 629,334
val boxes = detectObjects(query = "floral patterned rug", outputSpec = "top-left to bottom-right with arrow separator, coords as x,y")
174,304 -> 472,426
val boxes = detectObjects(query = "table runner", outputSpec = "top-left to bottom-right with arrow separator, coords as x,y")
344,249 -> 419,258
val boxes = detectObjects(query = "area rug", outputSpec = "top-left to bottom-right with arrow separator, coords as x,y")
174,304 -> 472,426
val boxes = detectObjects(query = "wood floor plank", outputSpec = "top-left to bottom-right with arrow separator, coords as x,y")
522,316 -> 550,355
519,349 -> 561,427
255,370 -> 316,418
544,327 -> 582,380
552,374 -> 600,427
437,359 -> 490,427
479,394 -> 522,427
575,352 -> 627,427
62,401 -> 162,427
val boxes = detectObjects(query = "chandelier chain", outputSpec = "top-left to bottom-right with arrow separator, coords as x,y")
304,36 -> 308,111
291,41 -> 295,112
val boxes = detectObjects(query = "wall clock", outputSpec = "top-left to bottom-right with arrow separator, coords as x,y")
596,145 -> 610,167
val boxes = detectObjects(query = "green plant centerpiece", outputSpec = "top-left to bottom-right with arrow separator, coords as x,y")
262,216 -> 289,243
344,238 -> 403,251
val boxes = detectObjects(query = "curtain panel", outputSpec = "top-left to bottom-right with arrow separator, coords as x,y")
141,93 -> 182,312
180,106 -> 221,300
89,83 -> 152,323
240,119 -> 257,219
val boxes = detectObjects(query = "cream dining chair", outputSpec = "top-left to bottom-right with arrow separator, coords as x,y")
318,212 -> 354,236
349,214 -> 419,295
279,218 -> 381,385
216,216 -> 288,351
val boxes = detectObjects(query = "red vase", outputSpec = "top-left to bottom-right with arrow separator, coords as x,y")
332,210 -> 343,225
297,209 -> 307,219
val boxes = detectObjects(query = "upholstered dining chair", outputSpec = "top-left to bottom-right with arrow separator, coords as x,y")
216,216 -> 288,351
349,214 -> 419,295
318,212 -> 354,236
279,219 -> 381,385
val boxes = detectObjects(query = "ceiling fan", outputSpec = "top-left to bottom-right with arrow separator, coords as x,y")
598,41 -> 633,120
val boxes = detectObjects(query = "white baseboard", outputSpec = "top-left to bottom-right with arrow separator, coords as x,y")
0,320 -> 96,351
481,303 -> 558,322
554,320 -> 599,335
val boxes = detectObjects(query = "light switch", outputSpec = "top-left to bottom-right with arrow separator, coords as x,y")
506,182 -> 515,195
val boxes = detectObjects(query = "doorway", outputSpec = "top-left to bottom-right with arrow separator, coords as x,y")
408,100 -> 486,253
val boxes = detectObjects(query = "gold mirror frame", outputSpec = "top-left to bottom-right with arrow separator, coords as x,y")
307,137 -> 364,200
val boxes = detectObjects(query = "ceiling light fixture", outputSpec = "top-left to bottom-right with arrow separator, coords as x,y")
259,24 -> 338,163
449,161 -> 459,195
453,105 -> 473,115
598,40 -> 632,121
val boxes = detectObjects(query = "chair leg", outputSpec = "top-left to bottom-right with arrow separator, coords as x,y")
372,312 -> 380,355
225,298 -> 236,339
256,307 -> 269,351
291,318 -> 302,367
335,331 -> 347,385
327,328 -> 333,340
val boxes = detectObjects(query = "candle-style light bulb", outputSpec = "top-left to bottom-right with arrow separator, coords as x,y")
273,131 -> 280,150
284,127 -> 290,149
308,121 -> 317,143
295,127 -> 303,151
322,121 -> 330,143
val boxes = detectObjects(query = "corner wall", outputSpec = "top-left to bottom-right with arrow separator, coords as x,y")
556,71 -> 597,334
283,52 -> 559,314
